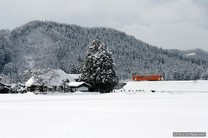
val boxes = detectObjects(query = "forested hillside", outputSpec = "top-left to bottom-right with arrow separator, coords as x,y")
0,20 -> 208,82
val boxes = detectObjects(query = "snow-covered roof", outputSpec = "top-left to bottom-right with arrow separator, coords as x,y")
68,81 -> 91,87
68,74 -> 81,80
53,70 -> 75,83
25,69 -> 75,87
25,76 -> 39,87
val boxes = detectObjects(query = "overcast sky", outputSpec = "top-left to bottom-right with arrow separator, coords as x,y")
0,0 -> 208,51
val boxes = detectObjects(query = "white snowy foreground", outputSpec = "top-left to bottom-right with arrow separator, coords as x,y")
0,81 -> 208,138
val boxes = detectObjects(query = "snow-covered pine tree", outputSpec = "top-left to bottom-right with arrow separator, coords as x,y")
81,39 -> 118,93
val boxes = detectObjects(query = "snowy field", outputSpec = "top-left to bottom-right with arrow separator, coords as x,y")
0,81 -> 208,138
123,80 -> 208,92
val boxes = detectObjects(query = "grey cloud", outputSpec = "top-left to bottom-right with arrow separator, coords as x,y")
0,0 -> 207,50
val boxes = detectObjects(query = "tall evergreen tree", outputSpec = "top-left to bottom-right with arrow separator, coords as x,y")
81,39 -> 118,92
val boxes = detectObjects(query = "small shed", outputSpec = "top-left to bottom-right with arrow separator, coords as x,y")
0,82 -> 12,94
68,82 -> 92,92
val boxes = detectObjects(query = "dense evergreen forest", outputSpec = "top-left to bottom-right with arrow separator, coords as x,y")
1,20 -> 208,82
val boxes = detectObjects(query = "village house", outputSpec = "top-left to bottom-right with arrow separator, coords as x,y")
25,70 -> 75,93
25,70 -> 93,93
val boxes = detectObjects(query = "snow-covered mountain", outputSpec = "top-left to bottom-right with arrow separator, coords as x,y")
1,20 -> 208,82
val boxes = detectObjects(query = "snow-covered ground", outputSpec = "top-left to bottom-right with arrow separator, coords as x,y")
123,80 -> 208,92
0,81 -> 208,138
